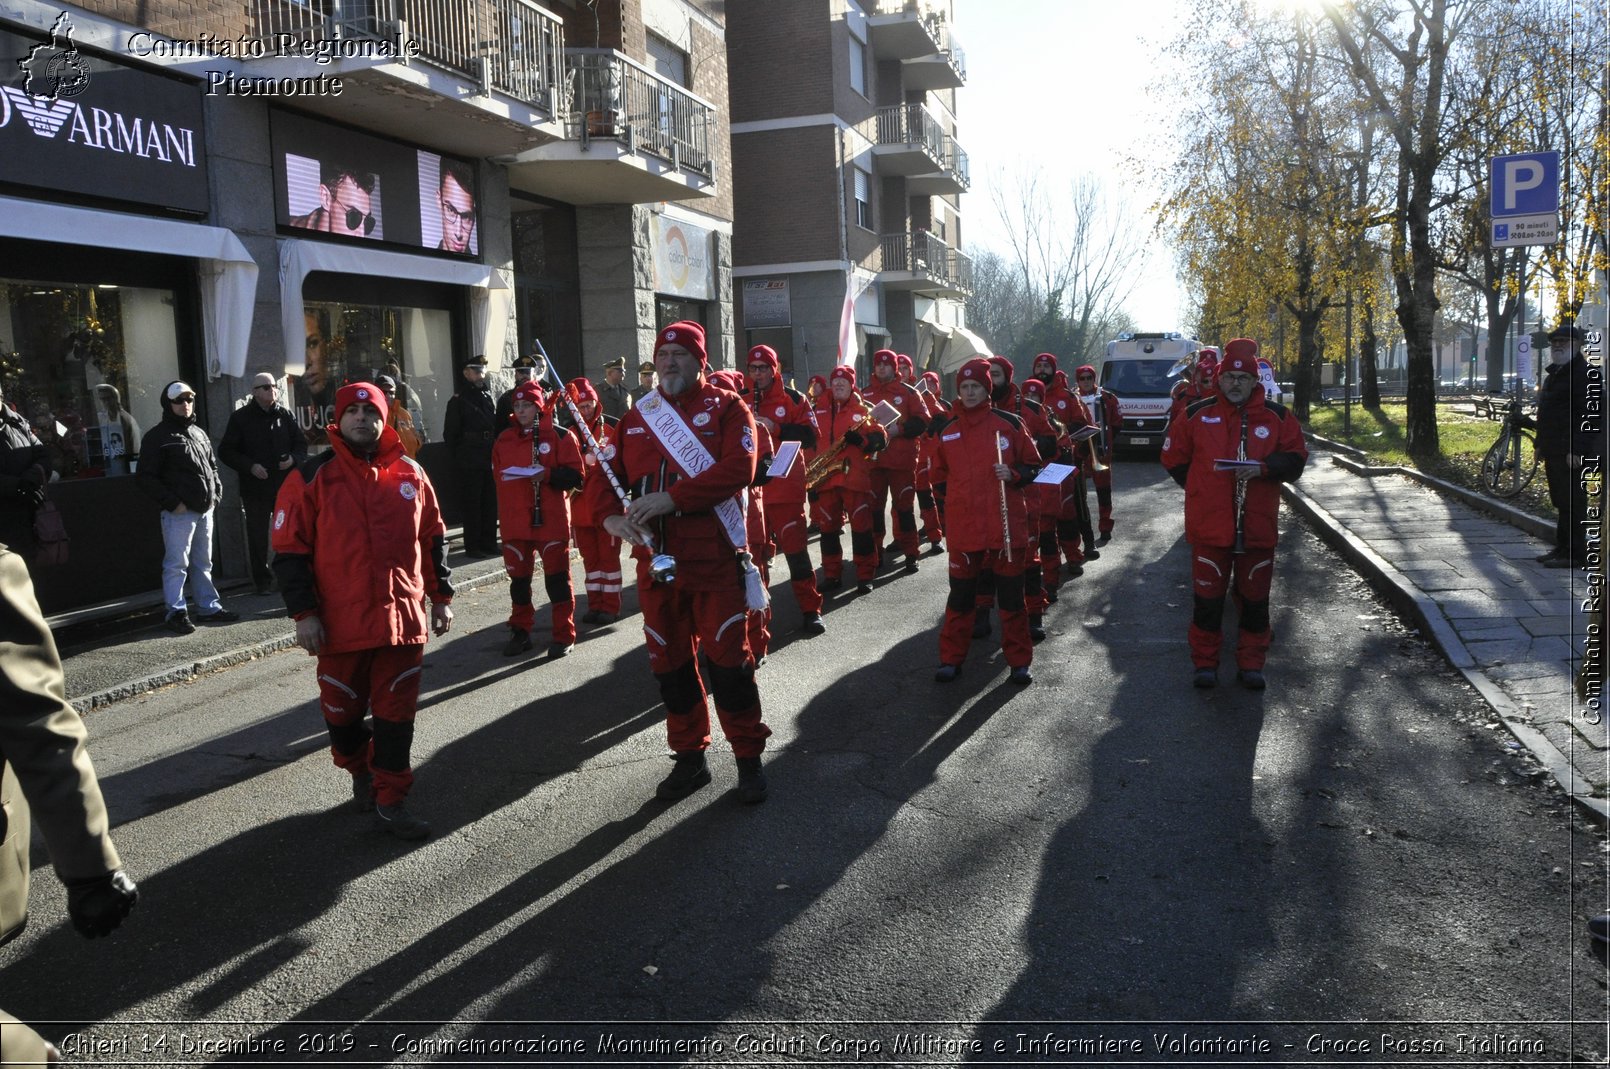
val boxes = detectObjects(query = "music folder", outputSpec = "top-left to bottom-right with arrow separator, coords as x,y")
767,440 -> 802,478
1068,426 -> 1101,442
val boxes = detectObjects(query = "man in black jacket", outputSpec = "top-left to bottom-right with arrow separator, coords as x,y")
442,356 -> 499,556
1534,324 -> 1602,569
0,385 -> 48,557
220,373 -> 307,593
137,381 -> 239,633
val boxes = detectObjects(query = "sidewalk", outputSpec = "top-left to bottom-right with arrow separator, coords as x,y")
56,551 -> 513,712
1284,446 -> 1605,819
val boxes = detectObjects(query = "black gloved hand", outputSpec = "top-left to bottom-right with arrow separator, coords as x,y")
67,870 -> 138,938
842,429 -> 864,448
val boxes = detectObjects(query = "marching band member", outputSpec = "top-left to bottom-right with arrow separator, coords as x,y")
492,380 -> 584,659
710,368 -> 773,663
566,377 -> 625,627
746,345 -> 826,635
808,366 -> 887,595
1168,348 -> 1219,429
1074,365 -> 1123,545
915,370 -> 950,552
931,358 -> 1042,686
1160,339 -> 1307,690
594,321 -> 772,803
864,350 -> 932,574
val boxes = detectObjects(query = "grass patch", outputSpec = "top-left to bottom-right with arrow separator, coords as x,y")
1303,401 -> 1555,520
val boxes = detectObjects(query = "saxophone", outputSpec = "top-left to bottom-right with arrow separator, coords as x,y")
803,438 -> 853,491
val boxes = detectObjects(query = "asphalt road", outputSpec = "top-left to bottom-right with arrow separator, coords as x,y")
8,459 -> 1606,1066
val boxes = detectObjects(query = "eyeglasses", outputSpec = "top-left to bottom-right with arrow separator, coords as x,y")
333,194 -> 376,236
172,395 -> 196,403
441,198 -> 476,227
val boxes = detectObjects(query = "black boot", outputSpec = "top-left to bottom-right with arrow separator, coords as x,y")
656,752 -> 711,801
1029,614 -> 1046,643
503,628 -> 532,656
735,756 -> 768,804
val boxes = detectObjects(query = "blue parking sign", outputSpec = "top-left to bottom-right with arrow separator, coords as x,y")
1490,152 -> 1560,218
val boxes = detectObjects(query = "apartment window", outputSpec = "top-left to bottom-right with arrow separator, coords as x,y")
853,167 -> 872,231
848,34 -> 868,97
646,32 -> 689,88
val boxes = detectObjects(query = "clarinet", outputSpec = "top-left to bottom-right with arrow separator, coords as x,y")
1232,412 -> 1249,555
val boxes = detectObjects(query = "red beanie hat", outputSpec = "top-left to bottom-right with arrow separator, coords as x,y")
920,370 -> 941,390
1221,338 -> 1258,374
566,376 -> 599,404
708,369 -> 745,393
1034,352 -> 1059,371
872,348 -> 898,368
895,353 -> 914,373
988,355 -> 1015,384
334,381 -> 388,425
829,365 -> 857,387
656,320 -> 708,365
513,380 -> 545,407
747,344 -> 779,370
808,374 -> 827,391
1075,364 -> 1096,379
958,357 -> 992,385
1022,377 -> 1046,400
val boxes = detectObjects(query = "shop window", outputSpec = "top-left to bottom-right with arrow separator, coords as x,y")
291,300 -> 454,449
0,279 -> 180,480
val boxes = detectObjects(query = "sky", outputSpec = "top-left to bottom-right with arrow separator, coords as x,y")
954,0 -> 1195,333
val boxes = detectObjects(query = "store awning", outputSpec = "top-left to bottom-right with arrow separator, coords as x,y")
935,325 -> 993,373
279,239 -> 508,375
0,195 -> 258,380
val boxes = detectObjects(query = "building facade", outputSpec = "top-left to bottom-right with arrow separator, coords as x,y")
727,0 -> 969,387
0,0 -> 731,617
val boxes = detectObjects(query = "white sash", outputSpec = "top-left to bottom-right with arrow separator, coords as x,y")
634,388 -> 750,551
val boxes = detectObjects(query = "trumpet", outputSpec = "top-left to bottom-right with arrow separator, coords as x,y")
804,438 -> 852,491
1086,434 -> 1110,474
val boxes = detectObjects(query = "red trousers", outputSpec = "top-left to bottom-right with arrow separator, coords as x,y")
813,487 -> 876,582
317,645 -> 425,807
503,538 -> 575,641
637,563 -> 771,758
940,548 -> 1031,669
1188,544 -> 1276,670
573,523 -> 623,616
766,498 -> 822,614
869,465 -> 921,558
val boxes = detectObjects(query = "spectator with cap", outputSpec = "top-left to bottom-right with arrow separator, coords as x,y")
1532,323 -> 1599,569
220,373 -> 306,594
443,355 -> 499,556
630,360 -> 657,406
376,374 -> 421,459
137,381 -> 239,634
0,542 -> 139,1065
496,353 -> 541,428
598,357 -> 633,422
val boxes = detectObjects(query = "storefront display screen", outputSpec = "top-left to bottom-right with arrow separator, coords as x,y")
272,111 -> 477,256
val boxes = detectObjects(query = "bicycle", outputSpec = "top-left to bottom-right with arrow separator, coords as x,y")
1479,397 -> 1538,498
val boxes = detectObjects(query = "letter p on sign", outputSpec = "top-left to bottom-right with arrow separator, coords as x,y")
1490,151 -> 1560,217
1502,160 -> 1543,210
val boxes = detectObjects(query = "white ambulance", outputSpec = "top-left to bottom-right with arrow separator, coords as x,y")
1098,331 -> 1201,450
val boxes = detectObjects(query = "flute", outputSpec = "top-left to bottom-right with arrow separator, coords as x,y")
1232,413 -> 1249,555
995,427 -> 1013,564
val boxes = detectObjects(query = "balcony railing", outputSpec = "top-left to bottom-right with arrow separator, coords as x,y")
879,230 -> 972,293
246,0 -> 565,113
564,49 -> 713,178
926,13 -> 966,82
875,103 -> 946,161
943,140 -> 970,190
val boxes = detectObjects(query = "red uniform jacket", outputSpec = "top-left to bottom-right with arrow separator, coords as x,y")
492,416 -> 584,542
750,379 -> 816,506
570,412 -> 619,527
862,377 -> 931,471
930,403 -> 1041,552
590,381 -> 758,589
1167,382 -> 1215,428
916,393 -> 951,490
272,425 -> 452,653
810,392 -> 885,494
1077,387 -> 1124,459
1159,387 -> 1308,549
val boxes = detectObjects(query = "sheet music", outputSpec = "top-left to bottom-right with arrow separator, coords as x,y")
1034,462 -> 1076,485
767,440 -> 802,478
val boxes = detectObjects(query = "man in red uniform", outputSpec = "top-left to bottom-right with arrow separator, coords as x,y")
493,380 -> 585,659
931,358 -> 1041,686
1160,339 -> 1308,690
595,321 -> 772,804
1168,350 -> 1219,428
915,370 -> 949,552
864,349 -> 931,574
809,366 -> 888,594
566,378 -> 625,627
711,368 -> 775,661
1074,364 -> 1124,544
273,381 -> 454,840
746,345 -> 825,635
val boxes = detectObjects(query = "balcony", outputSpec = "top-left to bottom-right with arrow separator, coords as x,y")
872,105 -> 969,195
503,49 -> 717,204
866,0 -> 946,60
902,13 -> 966,91
244,0 -> 567,157
878,230 -> 972,296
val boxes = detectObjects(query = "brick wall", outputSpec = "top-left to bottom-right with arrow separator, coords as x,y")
74,0 -> 248,38
726,0 -> 834,123
689,19 -> 733,224
731,125 -> 841,265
